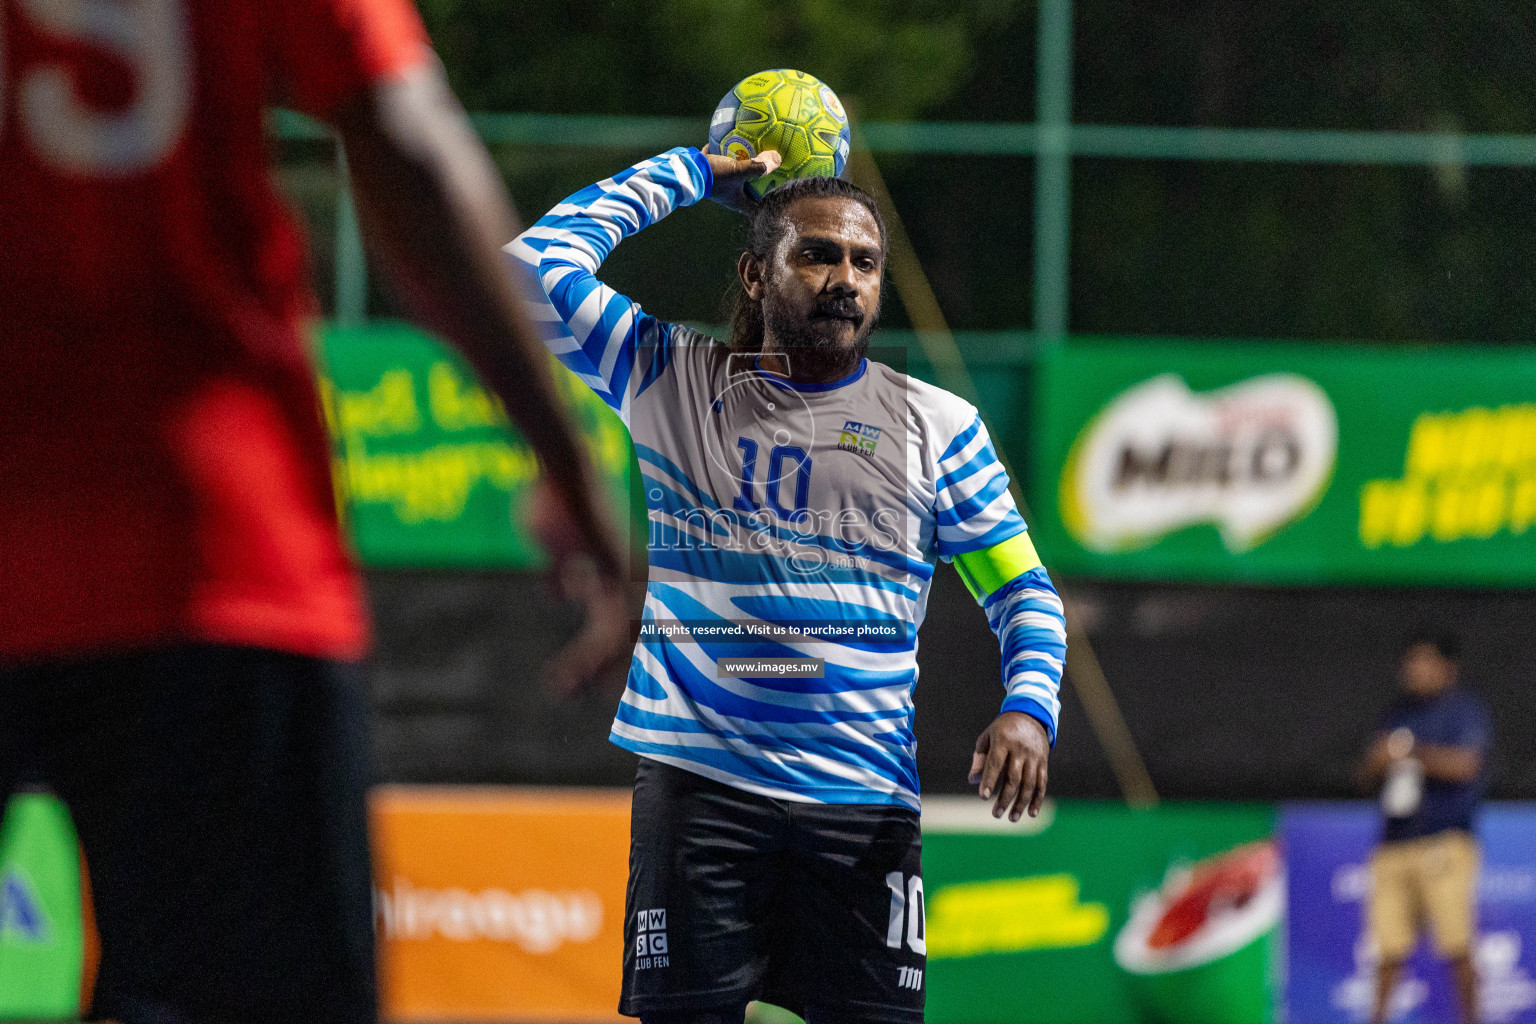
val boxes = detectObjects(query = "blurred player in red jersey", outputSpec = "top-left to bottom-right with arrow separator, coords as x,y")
0,0 -> 623,1020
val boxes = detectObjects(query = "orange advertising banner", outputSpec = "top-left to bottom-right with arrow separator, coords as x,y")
372,786 -> 631,1022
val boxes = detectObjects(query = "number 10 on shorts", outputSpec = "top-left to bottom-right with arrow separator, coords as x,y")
884,872 -> 926,954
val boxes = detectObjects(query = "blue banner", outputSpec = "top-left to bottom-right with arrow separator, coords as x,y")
1282,803 -> 1536,1024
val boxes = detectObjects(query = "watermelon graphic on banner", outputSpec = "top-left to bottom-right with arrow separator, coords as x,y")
1113,841 -> 1282,1024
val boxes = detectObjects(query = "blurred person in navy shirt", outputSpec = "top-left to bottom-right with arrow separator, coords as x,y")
1357,631 -> 1491,1024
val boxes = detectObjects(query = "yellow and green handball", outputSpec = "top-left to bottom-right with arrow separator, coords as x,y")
707,69 -> 852,200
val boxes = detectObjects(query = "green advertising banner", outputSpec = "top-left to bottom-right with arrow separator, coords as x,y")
0,794 -> 84,1019
1030,340 -> 1536,585
317,323 -> 634,569
0,793 -> 1277,1024
922,800 -> 1278,1024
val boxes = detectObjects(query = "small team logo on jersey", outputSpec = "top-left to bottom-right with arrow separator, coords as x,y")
839,421 -> 881,458
897,965 -> 924,991
635,907 -> 670,969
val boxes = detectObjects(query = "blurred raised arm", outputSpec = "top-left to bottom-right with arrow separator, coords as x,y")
333,62 -> 623,580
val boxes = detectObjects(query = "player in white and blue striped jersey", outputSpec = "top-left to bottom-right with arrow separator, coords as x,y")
507,146 -> 1066,1023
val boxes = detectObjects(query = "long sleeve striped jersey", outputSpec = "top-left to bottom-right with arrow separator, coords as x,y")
506,147 -> 1065,809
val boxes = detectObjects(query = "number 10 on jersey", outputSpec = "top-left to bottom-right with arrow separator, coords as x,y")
885,872 -> 926,954
734,437 -> 812,519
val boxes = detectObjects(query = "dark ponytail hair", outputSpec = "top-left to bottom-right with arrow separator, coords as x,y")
727,176 -> 887,352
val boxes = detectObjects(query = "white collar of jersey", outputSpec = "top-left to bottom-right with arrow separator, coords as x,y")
752,356 -> 868,393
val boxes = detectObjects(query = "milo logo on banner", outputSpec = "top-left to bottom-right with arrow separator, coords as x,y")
1060,374 -> 1338,553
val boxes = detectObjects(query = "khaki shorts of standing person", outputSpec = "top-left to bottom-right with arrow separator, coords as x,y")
1369,829 -> 1480,961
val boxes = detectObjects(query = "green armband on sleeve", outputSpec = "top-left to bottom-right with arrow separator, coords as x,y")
953,531 -> 1044,601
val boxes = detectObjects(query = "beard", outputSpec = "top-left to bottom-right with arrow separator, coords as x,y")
762,289 -> 878,382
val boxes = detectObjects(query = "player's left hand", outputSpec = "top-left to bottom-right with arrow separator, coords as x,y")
704,150 -> 783,215
970,712 -> 1051,822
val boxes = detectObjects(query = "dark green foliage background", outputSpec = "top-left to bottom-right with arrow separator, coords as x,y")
361,2 -> 1536,346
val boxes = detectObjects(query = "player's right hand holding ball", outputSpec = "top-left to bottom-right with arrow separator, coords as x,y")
704,150 -> 783,215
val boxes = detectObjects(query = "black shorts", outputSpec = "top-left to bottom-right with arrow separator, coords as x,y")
621,759 -> 926,1022
0,644 -> 377,1024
